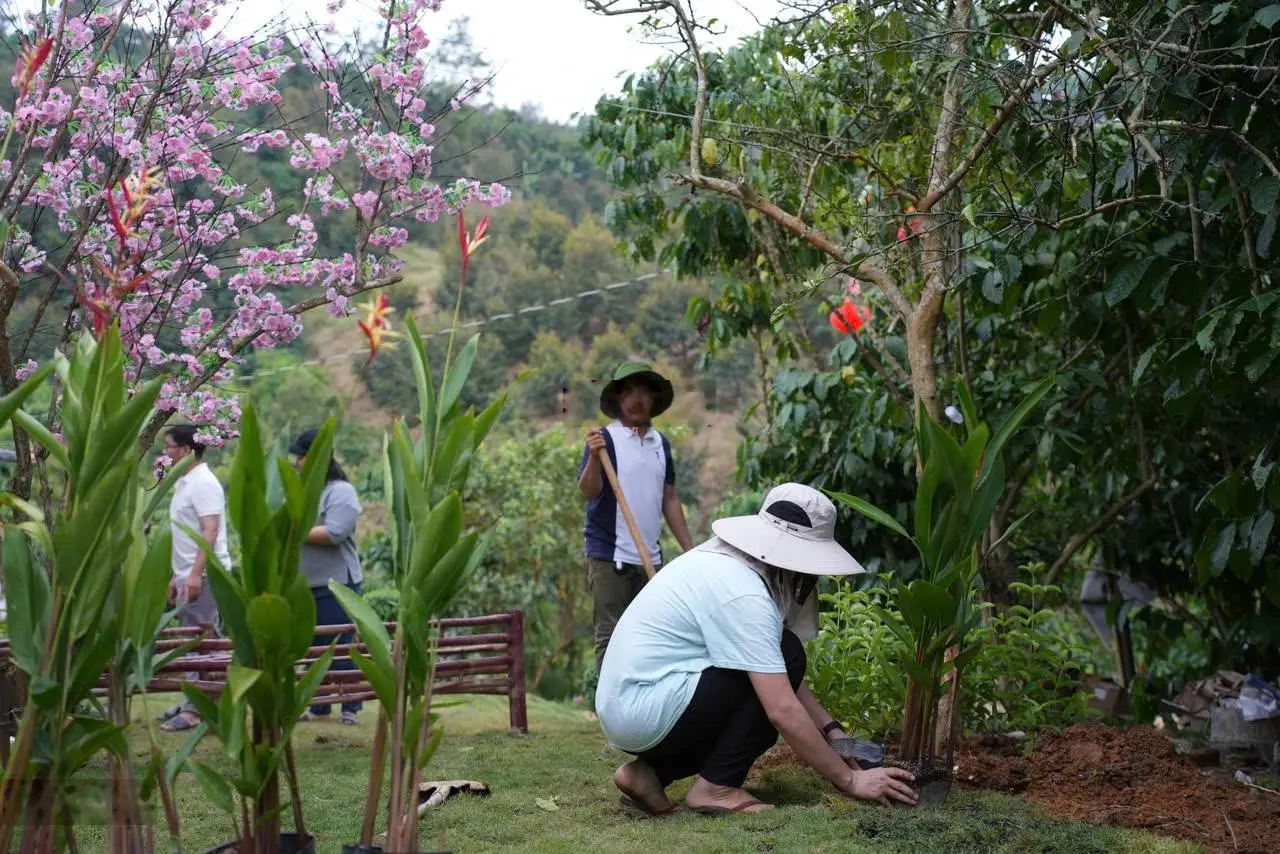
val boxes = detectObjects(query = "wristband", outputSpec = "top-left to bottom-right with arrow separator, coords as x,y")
821,720 -> 843,742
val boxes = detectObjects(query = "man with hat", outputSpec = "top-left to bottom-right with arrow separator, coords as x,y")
579,361 -> 694,673
595,483 -> 918,814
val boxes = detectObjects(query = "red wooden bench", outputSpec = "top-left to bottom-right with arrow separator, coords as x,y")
1,610 -> 529,734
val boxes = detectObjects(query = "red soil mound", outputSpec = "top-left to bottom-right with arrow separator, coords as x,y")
956,723 -> 1279,853
752,724 -> 1280,853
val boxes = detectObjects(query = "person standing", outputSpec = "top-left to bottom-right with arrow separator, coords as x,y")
159,425 -> 231,732
290,429 -> 365,725
579,361 -> 694,673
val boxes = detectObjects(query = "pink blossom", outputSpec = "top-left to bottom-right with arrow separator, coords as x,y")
15,360 -> 38,381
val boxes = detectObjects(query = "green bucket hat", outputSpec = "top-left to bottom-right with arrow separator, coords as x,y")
600,361 -> 674,420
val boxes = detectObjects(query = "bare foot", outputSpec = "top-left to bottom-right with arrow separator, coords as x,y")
685,777 -> 774,813
614,761 -> 676,815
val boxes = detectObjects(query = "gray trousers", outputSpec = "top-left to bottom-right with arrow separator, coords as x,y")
177,581 -> 218,714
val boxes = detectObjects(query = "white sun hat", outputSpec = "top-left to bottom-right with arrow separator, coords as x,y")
711,483 -> 866,577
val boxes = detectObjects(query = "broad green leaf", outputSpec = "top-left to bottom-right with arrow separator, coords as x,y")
405,316 -> 438,457
191,761 -> 236,815
226,664 -> 263,704
440,334 -> 479,417
128,530 -> 174,650
285,573 -> 319,661
1250,511 -> 1275,564
329,581 -> 395,679
11,409 -> 69,470
1105,257 -> 1153,306
247,593 -> 295,664
982,375 -> 1055,483
0,361 -> 55,426
2,531 -> 49,674
826,490 -> 911,540
1254,4 -> 1280,30
59,717 -> 128,772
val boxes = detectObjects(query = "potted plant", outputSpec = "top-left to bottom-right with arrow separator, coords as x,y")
829,377 -> 1053,806
330,310 -> 505,853
178,411 -> 339,854
0,326 -> 192,852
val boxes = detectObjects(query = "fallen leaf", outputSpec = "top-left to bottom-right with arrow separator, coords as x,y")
535,797 -> 559,812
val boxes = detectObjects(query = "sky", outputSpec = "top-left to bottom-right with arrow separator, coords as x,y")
225,0 -> 790,123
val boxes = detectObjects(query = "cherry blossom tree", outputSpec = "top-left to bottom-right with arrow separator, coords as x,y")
0,0 -> 509,497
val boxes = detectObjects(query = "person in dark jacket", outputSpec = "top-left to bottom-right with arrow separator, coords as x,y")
291,429 -> 364,725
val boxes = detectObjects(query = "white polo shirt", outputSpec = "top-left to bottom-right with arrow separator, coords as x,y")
580,421 -> 675,566
169,462 -> 231,583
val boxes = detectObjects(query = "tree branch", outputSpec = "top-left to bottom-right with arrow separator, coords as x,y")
671,171 -> 915,320
1222,160 -> 1262,297
137,274 -> 402,449
918,10 -> 1061,212
1045,476 -> 1157,584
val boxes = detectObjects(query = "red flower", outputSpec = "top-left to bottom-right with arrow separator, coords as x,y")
16,37 -> 52,96
356,292 -> 399,365
829,298 -> 872,335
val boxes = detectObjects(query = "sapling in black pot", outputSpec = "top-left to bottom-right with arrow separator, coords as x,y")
179,409 -> 338,853
830,377 -> 1052,806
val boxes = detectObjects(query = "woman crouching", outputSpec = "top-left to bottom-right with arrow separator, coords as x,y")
595,483 -> 917,814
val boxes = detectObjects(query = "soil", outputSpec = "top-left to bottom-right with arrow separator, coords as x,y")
956,723 -> 1280,853
751,724 -> 1280,853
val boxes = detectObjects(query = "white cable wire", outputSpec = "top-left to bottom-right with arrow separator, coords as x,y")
216,268 -> 672,384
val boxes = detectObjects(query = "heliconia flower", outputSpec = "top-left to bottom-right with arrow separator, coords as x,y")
16,37 -> 52,96
829,297 -> 872,335
356,292 -> 400,364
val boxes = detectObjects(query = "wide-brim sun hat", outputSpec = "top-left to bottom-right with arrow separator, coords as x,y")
599,361 -> 674,420
712,483 -> 866,576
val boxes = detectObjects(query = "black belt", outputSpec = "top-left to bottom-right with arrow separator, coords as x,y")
613,561 -> 648,572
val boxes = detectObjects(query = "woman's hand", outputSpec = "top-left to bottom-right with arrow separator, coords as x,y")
840,767 -> 918,807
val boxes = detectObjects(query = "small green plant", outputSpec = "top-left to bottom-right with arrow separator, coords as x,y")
329,302 -> 505,850
808,569 -> 1101,740
962,572 -> 1102,734
829,377 -> 1054,763
805,581 -> 907,741
0,326 -> 192,853
179,411 -> 339,853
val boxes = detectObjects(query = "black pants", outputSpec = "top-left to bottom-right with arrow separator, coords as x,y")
310,580 -> 363,715
638,630 -> 806,788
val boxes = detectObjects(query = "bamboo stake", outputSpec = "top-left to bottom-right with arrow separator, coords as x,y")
596,449 -> 656,579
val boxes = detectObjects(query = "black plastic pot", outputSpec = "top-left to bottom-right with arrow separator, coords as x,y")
830,738 -> 885,770
204,832 -> 316,853
883,756 -> 953,809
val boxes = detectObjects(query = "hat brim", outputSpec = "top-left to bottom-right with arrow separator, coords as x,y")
711,515 -> 865,576
288,440 -> 309,455
600,371 -> 674,420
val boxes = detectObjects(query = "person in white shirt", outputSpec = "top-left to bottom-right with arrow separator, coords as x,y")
158,424 -> 231,732
595,484 -> 917,814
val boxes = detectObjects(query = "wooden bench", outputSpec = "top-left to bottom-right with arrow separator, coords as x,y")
1,610 -> 529,734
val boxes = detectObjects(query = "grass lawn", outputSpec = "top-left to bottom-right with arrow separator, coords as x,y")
92,693 -> 1200,853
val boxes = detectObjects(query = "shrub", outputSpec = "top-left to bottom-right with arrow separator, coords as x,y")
809,573 -> 1102,740
362,586 -> 400,623
805,581 -> 907,742
961,577 -> 1104,734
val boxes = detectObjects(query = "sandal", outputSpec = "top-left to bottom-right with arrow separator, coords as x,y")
298,712 -> 327,723
339,712 -> 358,726
691,798 -> 772,815
159,712 -> 201,732
155,703 -> 182,723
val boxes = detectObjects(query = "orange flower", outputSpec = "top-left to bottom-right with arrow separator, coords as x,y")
16,37 -> 52,96
357,292 -> 400,364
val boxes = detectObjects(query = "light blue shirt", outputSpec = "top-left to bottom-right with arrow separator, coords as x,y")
595,548 -> 788,752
